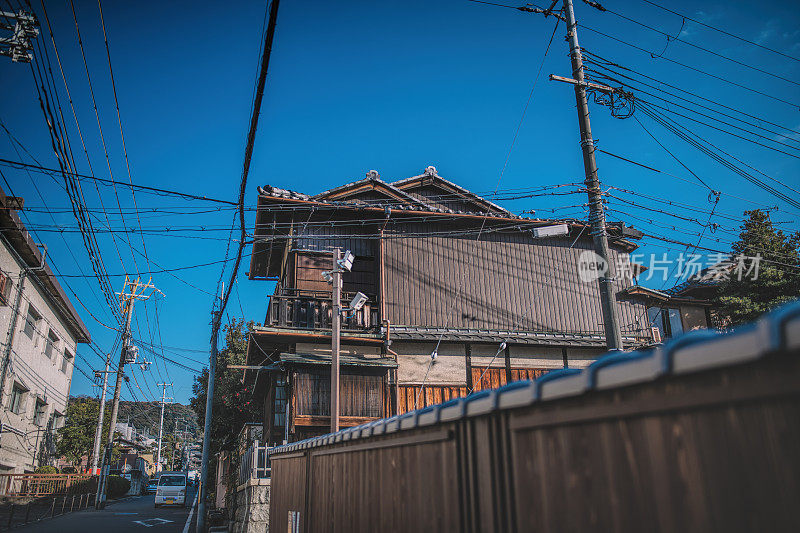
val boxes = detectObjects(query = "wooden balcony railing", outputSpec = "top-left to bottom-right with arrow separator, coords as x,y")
266,289 -> 378,331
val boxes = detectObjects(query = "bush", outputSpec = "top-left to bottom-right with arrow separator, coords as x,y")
105,475 -> 131,499
34,465 -> 58,474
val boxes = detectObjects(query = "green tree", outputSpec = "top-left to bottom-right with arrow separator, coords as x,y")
190,320 -> 261,491
57,398 -> 121,470
714,209 -> 800,326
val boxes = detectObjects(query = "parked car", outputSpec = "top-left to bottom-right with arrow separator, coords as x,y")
154,472 -> 187,507
145,477 -> 159,495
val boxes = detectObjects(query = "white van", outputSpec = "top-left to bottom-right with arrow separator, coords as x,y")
154,471 -> 187,507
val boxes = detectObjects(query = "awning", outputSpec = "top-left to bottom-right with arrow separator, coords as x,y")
279,352 -> 397,368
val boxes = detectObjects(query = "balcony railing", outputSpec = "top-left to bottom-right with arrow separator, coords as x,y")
238,440 -> 270,486
266,289 -> 378,331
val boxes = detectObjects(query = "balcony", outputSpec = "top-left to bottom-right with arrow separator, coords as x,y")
266,289 -> 378,331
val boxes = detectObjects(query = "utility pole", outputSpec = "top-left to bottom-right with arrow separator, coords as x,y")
90,353 -> 113,475
156,382 -> 173,474
96,277 -> 162,509
331,248 -> 342,433
559,0 -> 623,350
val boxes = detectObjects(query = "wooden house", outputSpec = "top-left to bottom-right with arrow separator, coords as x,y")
246,167 -> 660,445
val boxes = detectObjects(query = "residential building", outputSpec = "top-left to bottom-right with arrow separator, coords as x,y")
244,167 -> 710,445
0,188 -> 91,473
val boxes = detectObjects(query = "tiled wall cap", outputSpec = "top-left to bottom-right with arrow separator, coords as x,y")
334,432 -> 344,443
399,411 -> 419,430
384,415 -> 402,434
784,313 -> 800,351
497,380 -> 537,410
439,397 -> 467,422
465,389 -> 499,417
539,371 -> 588,401
661,329 -> 721,374
417,405 -> 441,426
371,419 -> 387,435
587,349 -> 653,389
673,322 -> 767,375
761,300 -> 800,352
534,368 -> 582,399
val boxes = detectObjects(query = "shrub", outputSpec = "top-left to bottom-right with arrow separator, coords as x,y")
34,465 -> 58,474
105,475 -> 131,499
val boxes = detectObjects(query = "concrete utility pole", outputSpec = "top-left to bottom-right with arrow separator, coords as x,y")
331,248 -> 342,433
156,382 -> 173,473
89,353 -> 113,475
96,277 -> 162,509
560,0 -> 623,350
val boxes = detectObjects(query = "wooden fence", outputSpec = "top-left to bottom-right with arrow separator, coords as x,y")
268,301 -> 800,532
0,474 -> 96,497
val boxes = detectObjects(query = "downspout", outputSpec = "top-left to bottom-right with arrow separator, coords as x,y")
0,271 -> 26,408
379,207 -> 400,414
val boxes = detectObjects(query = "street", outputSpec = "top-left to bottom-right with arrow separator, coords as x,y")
20,487 -> 198,533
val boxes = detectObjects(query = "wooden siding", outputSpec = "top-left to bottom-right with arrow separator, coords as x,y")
383,223 -> 646,337
397,385 -> 468,414
470,367 -> 548,392
292,251 -> 377,295
293,369 -> 385,419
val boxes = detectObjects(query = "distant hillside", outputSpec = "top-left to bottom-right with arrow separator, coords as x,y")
69,397 -> 200,442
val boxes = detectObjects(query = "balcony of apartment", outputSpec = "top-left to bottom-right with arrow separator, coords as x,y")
265,288 -> 379,332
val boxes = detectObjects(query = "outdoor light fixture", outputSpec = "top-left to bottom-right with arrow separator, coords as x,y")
321,270 -> 334,283
349,291 -> 368,312
532,224 -> 569,238
337,250 -> 355,272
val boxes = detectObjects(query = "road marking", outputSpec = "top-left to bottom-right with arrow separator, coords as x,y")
182,493 -> 198,533
115,512 -> 139,515
134,518 -> 174,527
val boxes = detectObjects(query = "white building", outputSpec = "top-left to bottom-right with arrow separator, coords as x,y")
0,189 -> 91,473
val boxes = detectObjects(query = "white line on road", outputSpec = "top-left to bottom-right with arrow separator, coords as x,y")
182,493 -> 198,533
134,518 -> 174,527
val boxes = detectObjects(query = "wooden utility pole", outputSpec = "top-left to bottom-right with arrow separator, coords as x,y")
96,277 -> 162,509
331,248 -> 342,433
561,0 -> 623,350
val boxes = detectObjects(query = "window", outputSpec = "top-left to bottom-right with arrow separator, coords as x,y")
61,350 -> 73,373
45,329 -> 59,359
23,306 -> 41,340
34,399 -> 47,426
9,384 -> 26,415
667,308 -> 684,337
647,307 -> 684,340
0,270 -> 12,306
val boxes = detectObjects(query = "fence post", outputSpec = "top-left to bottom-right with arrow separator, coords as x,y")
70,495 -> 75,512
50,498 -> 55,518
7,503 -> 15,527
61,495 -> 66,514
24,502 -> 31,524
252,440 -> 259,479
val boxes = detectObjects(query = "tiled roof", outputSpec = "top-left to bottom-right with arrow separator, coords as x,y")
269,299 -> 800,456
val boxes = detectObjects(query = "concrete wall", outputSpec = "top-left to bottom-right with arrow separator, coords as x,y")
231,479 -> 270,533
0,241 -> 77,473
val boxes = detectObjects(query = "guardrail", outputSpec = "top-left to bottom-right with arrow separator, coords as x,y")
0,474 -> 95,497
268,300 -> 800,532
238,440 -> 271,487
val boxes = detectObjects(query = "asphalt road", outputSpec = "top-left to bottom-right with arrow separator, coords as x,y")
20,487 -> 199,533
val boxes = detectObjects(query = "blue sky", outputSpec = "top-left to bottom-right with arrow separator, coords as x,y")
1,0 -> 799,403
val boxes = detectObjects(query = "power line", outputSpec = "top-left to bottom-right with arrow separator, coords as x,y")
638,0 -> 800,63
0,158 -> 237,204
